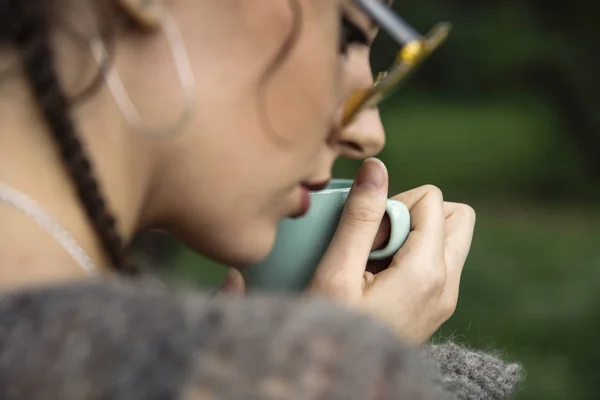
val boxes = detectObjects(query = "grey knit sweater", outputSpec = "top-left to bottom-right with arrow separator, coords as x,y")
0,280 -> 521,399
423,343 -> 522,399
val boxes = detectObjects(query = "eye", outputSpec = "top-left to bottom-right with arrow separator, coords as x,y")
339,15 -> 370,55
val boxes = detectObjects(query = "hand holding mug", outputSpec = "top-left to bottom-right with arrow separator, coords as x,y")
224,158 -> 476,344
308,159 -> 476,344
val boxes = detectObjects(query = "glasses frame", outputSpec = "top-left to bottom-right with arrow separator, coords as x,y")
342,0 -> 452,126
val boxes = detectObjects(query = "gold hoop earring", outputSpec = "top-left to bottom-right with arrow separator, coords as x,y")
90,5 -> 197,139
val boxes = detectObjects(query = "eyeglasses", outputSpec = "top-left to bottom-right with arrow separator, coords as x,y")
342,0 -> 452,126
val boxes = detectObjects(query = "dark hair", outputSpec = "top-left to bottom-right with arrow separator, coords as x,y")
0,1 -> 134,274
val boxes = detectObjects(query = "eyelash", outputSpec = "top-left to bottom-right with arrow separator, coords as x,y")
340,16 -> 370,55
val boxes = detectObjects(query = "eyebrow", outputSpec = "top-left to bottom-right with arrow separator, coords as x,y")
355,0 -> 420,45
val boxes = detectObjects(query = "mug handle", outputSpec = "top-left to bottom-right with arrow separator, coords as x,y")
368,199 -> 411,260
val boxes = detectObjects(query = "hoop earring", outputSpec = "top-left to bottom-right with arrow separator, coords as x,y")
90,9 -> 197,139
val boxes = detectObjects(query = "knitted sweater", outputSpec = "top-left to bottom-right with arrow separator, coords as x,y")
423,343 -> 522,399
0,280 -> 522,399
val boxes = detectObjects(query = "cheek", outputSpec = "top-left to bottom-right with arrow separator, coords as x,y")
259,8 -> 342,150
160,3 -> 344,214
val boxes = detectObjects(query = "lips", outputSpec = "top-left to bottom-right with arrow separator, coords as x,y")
301,179 -> 331,192
289,180 -> 331,219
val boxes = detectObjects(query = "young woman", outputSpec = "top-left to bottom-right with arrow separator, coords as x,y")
0,1 -> 524,398
0,0 -> 474,344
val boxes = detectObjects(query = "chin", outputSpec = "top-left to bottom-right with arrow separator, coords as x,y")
193,222 -> 278,268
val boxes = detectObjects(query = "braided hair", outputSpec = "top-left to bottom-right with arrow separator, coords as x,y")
0,1 -> 136,274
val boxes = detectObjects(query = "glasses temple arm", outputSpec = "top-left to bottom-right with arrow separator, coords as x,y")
352,0 -> 421,45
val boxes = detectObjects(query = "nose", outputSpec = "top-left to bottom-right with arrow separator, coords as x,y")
335,104 -> 386,159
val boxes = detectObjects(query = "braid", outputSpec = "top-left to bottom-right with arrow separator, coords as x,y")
2,1 -> 137,275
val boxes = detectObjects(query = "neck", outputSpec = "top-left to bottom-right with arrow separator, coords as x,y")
0,79 -> 155,290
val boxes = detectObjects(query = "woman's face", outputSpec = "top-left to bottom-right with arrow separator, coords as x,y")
135,0 -> 387,265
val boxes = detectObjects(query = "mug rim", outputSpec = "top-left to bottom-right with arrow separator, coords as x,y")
311,178 -> 353,195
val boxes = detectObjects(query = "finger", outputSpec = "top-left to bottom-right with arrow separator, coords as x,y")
443,202 -> 476,284
315,158 -> 388,287
391,185 -> 446,259
220,268 -> 246,295
362,271 -> 376,290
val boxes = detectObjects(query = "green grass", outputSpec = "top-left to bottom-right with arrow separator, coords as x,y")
440,203 -> 600,400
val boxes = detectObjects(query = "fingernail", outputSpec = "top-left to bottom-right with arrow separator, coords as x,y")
356,158 -> 385,190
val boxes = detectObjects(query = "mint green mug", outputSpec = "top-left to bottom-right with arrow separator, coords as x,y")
243,179 -> 411,292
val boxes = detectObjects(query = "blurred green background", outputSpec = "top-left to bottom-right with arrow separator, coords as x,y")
133,1 -> 600,399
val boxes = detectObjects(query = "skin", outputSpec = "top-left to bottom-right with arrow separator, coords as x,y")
0,0 -> 475,343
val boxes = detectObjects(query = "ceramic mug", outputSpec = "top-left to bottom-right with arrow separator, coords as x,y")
243,179 -> 411,292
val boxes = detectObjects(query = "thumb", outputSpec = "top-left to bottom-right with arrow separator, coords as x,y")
314,158 -> 388,290
220,268 -> 246,295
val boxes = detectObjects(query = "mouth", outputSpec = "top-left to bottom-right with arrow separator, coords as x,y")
301,179 -> 331,192
289,179 -> 331,219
